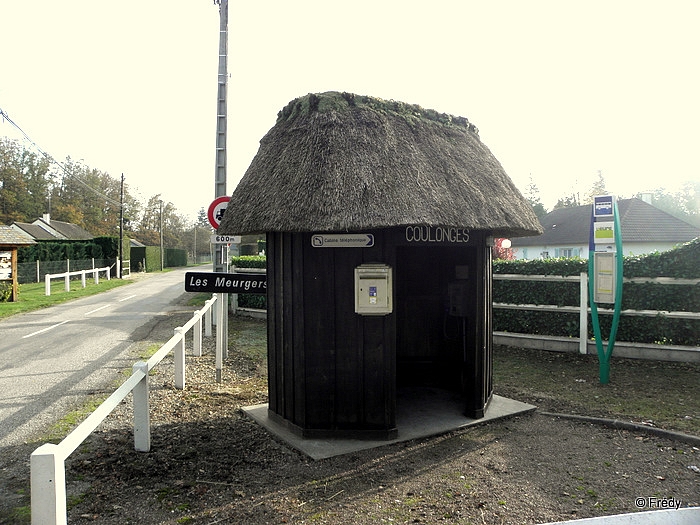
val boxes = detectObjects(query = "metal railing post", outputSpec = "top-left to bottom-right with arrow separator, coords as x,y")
132,362 -> 151,452
81,270 -> 87,288
174,327 -> 185,389
45,273 -> 51,296
64,272 -> 70,292
31,443 -> 66,525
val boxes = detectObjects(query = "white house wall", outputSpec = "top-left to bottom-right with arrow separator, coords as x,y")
512,241 -> 683,260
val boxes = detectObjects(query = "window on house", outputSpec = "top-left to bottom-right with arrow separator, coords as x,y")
560,248 -> 573,258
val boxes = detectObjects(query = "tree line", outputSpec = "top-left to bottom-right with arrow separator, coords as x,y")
523,170 -> 700,227
0,137 -> 213,255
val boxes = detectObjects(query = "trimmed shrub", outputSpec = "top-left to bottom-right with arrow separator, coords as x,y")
231,255 -> 266,308
493,238 -> 700,346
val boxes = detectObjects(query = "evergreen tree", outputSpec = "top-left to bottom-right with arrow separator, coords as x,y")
524,176 -> 548,219
583,170 -> 607,204
553,194 -> 579,210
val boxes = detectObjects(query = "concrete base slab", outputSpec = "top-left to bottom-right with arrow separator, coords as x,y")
242,389 -> 536,460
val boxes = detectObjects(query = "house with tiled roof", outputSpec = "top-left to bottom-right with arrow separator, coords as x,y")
510,198 -> 700,260
11,214 -> 93,241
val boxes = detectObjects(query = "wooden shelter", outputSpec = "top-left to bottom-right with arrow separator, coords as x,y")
0,226 -> 36,302
219,92 -> 542,439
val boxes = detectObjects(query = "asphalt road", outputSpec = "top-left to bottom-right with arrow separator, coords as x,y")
0,266 -> 202,447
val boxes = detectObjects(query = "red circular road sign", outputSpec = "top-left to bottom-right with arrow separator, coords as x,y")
207,196 -> 230,229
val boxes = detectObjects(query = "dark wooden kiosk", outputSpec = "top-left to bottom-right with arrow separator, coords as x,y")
219,92 -> 542,440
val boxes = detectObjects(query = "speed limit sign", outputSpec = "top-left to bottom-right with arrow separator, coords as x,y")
207,196 -> 230,229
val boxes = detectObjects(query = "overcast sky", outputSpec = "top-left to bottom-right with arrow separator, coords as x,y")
1,0 -> 698,223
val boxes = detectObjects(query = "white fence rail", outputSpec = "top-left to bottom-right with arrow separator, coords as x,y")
493,273 -> 700,355
30,295 -> 220,525
44,266 -> 111,296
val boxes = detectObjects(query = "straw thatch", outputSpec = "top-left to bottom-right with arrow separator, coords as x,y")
218,92 -> 543,238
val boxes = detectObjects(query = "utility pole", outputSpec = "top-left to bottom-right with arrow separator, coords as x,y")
119,173 -> 124,278
213,0 -> 229,373
159,200 -> 164,271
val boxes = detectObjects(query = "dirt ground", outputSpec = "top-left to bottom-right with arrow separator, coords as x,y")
2,299 -> 699,524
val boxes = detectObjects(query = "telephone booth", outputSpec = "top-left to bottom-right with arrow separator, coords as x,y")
264,227 -> 494,438
218,91 -> 542,440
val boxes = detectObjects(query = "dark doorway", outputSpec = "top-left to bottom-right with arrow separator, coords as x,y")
395,246 -> 478,393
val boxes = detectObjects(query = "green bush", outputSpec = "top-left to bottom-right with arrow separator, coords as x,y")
164,248 -> 187,268
18,240 -> 108,262
231,255 -> 266,309
0,282 -> 13,302
144,246 -> 162,272
231,255 -> 266,269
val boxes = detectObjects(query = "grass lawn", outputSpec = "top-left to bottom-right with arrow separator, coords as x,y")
0,278 -> 132,319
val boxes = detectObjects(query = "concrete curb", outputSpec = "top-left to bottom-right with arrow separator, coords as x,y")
538,411 -> 700,447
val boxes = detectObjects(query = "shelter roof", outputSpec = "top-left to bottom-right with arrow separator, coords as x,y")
218,92 -> 542,238
0,225 -> 36,245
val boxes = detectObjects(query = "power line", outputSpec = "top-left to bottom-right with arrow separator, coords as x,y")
0,106 -> 122,208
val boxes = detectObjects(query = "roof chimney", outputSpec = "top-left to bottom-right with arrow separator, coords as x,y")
42,213 -> 51,224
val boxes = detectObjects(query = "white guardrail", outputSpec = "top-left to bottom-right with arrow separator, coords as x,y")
44,266 -> 111,296
493,273 -> 700,354
30,294 -> 224,525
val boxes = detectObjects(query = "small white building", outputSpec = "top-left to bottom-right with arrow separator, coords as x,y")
510,198 -> 700,260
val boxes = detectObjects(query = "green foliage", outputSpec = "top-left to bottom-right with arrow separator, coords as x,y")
232,255 -> 267,308
0,279 -> 129,319
494,256 -> 587,277
144,246 -> 162,272
0,281 -> 13,302
17,240 -> 107,263
231,255 -> 267,269
92,236 -> 119,259
165,248 -> 187,267
494,240 -> 700,346
623,237 -> 700,278
132,246 -> 187,272
0,137 -> 53,225
239,294 -> 266,309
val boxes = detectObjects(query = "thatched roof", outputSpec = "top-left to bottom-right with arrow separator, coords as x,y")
218,92 -> 543,238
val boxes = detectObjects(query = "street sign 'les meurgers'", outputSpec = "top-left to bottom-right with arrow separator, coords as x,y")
185,272 -> 266,294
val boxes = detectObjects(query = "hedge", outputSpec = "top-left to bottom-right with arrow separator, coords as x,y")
19,240 -> 103,262
232,255 -> 267,308
228,240 -> 699,345
493,238 -> 700,346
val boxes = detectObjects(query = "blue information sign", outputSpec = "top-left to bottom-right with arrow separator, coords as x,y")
593,195 -> 614,217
